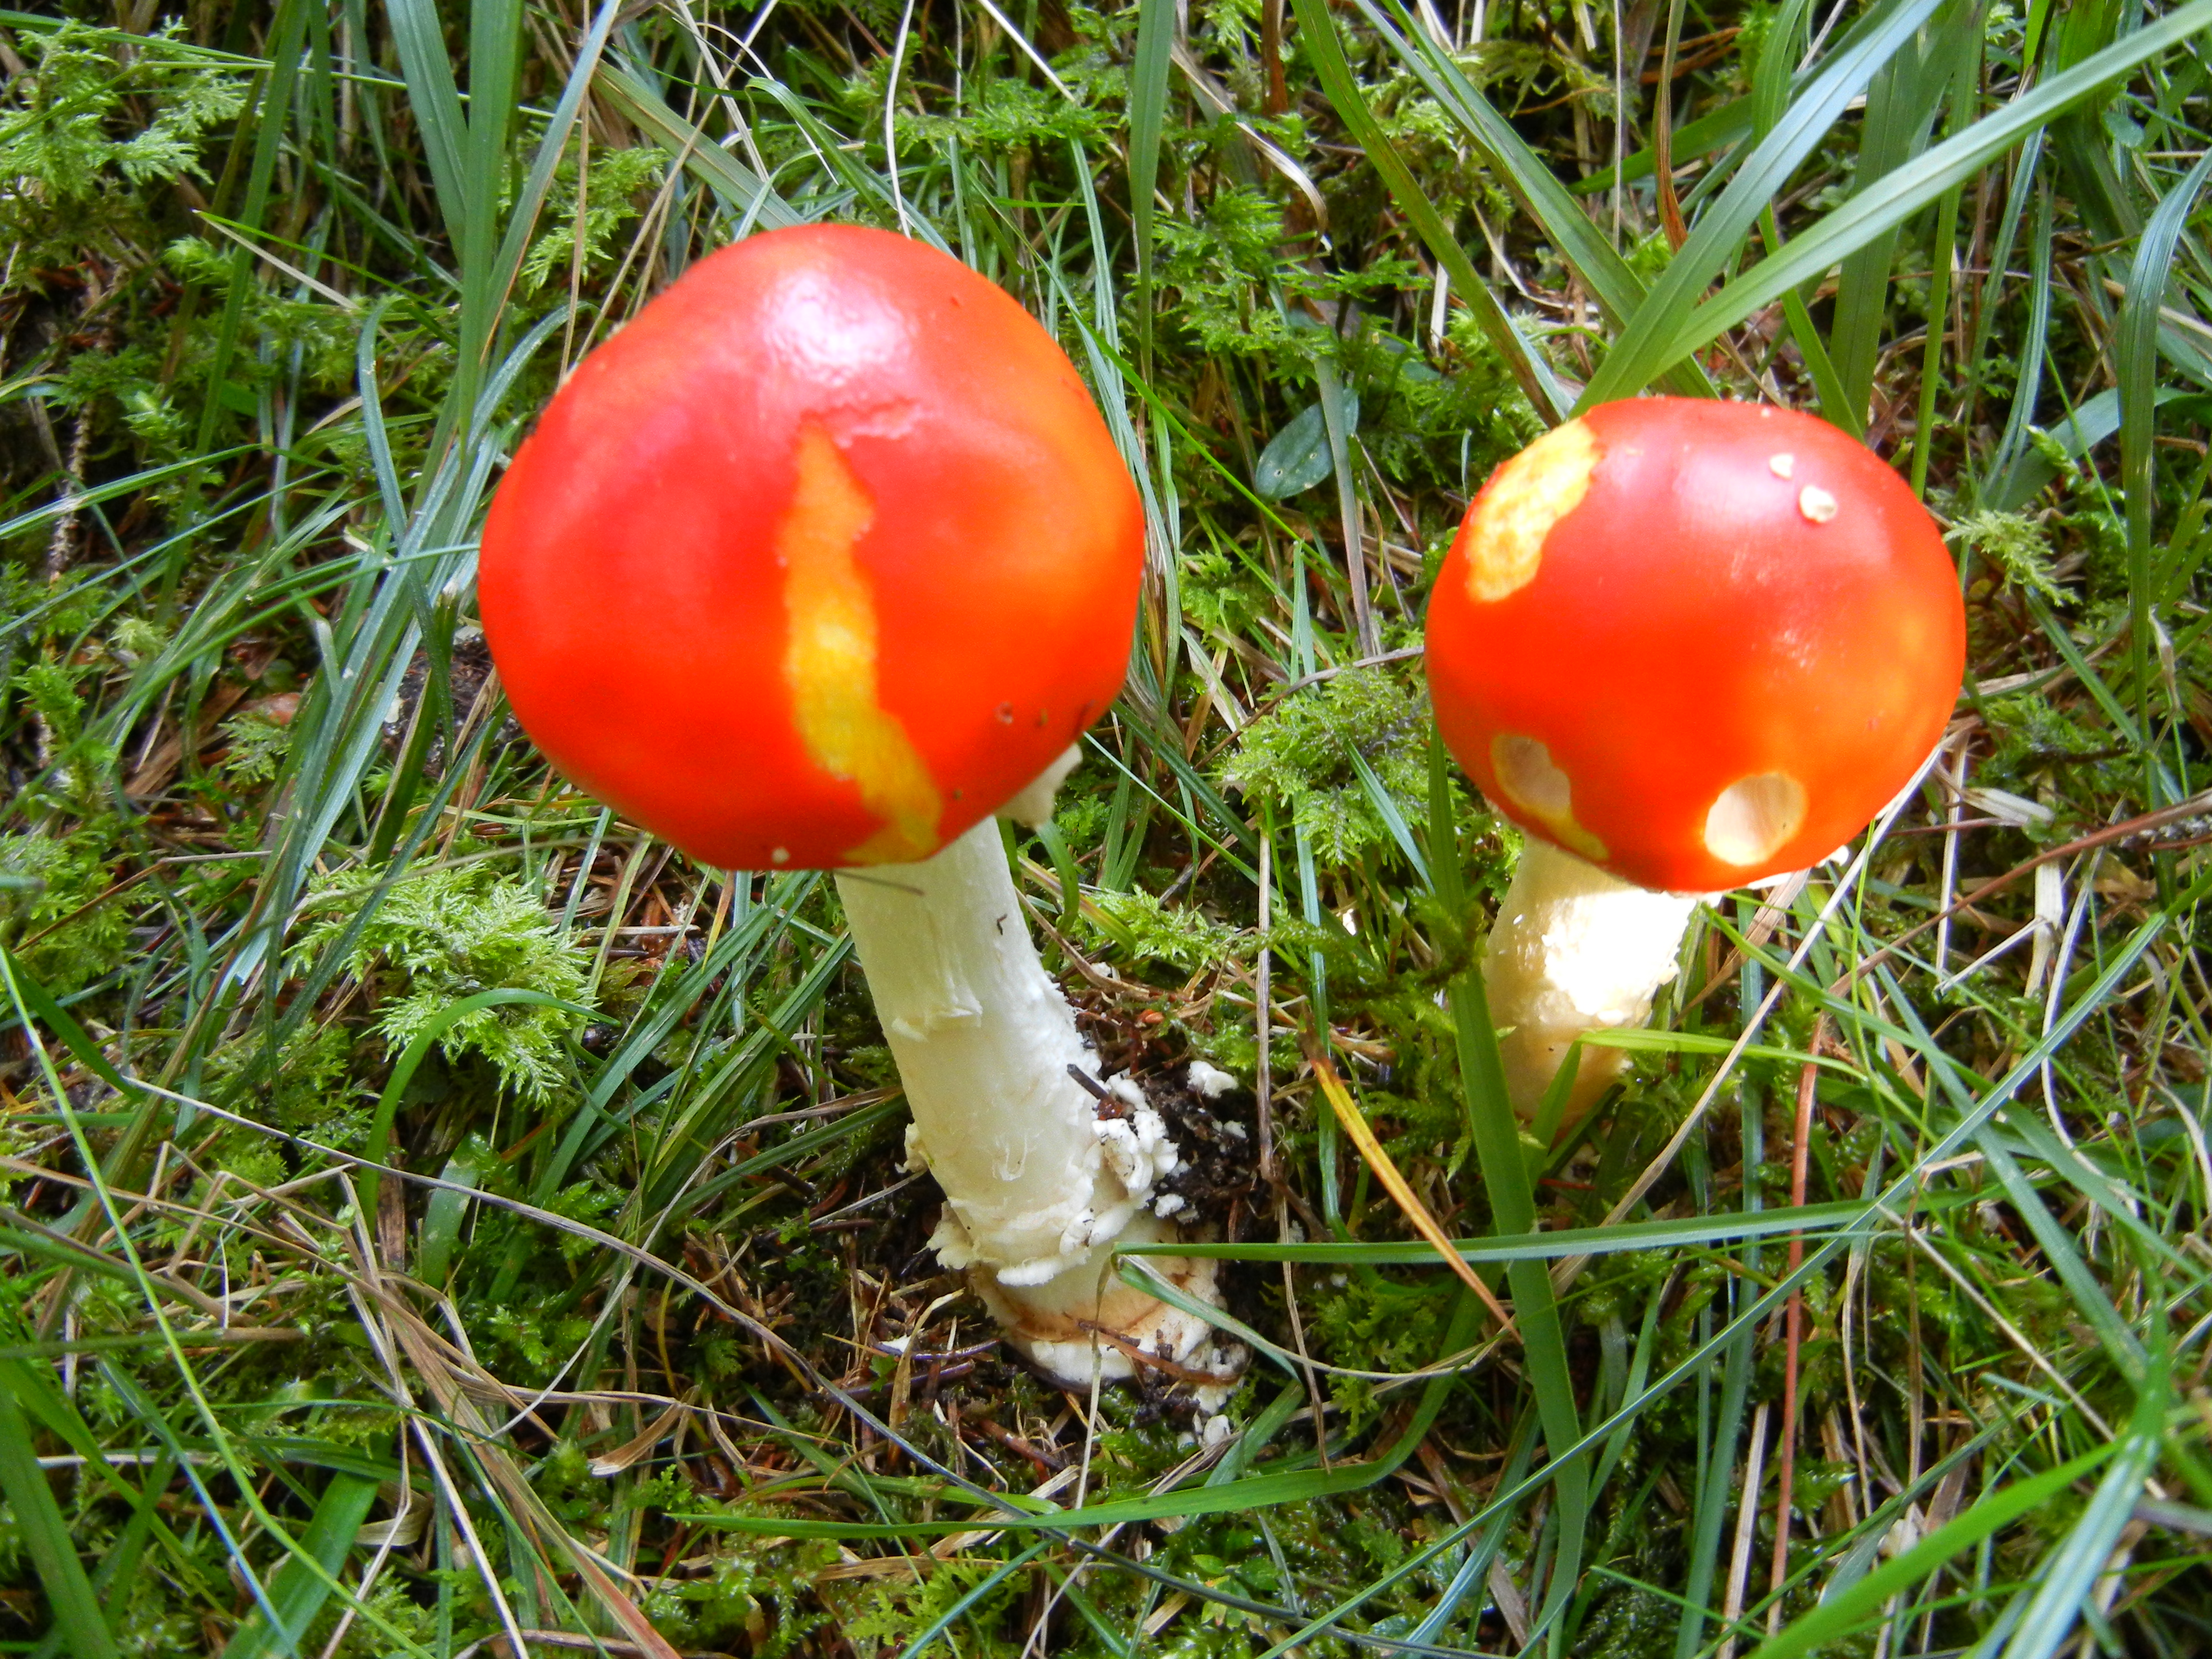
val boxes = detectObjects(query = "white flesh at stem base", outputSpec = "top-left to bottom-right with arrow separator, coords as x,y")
833,794 -> 1229,1385
1482,837 -> 1704,1129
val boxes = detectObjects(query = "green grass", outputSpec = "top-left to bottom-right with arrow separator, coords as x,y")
4,0 -> 2212,1654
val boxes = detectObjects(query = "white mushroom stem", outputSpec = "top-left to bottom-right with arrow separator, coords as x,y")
1483,838 -> 1704,1129
832,768 -> 1224,1384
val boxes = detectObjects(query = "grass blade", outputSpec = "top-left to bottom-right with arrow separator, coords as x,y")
1745,1444 -> 2116,1659
1354,0 -> 1716,399
2117,149 -> 2212,746
1579,0 -> 1944,405
220,1473 -> 381,1659
1128,0 -> 1173,367
382,0 -> 468,246
597,64 -> 804,229
1125,1191 -> 1973,1264
192,0 -> 309,459
1826,2 -> 1957,423
1291,0 -> 1571,421
1354,1 -> 1641,326
1618,1 -> 2212,397
1994,1357 -> 2172,1659
1446,952 -> 1590,1633
452,0 -> 522,422
0,1361 -> 120,1659
479,1 -> 624,364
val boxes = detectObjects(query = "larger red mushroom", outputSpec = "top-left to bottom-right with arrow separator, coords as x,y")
1426,397 -> 1966,1125
481,225 -> 1225,1382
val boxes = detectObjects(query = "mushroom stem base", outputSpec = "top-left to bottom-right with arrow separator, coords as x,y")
963,1212 -> 1227,1385
836,817 -> 1234,1386
1483,838 -> 1702,1129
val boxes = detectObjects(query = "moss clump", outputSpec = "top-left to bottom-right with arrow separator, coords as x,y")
298,862 -> 594,1102
1226,666 -> 1437,865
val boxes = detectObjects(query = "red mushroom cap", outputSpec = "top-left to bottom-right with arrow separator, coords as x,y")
479,224 -> 1144,870
1425,397 -> 1965,893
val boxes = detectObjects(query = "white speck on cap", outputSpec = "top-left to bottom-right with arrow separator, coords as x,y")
1798,484 -> 1839,523
1769,452 -> 1794,478
770,847 -> 790,864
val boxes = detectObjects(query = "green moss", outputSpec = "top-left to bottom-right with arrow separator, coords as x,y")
1084,885 -> 1246,974
205,1020 -> 363,1146
0,826 -> 130,993
1956,507 -> 2066,603
1225,666 -> 1439,866
518,144 -> 669,295
1156,183 -> 1303,359
1981,689 -> 2132,816
298,863 -> 593,1102
216,705 -> 294,785
0,23 -> 246,269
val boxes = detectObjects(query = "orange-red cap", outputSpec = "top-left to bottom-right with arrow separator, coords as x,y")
479,224 -> 1145,870
1426,398 -> 1965,893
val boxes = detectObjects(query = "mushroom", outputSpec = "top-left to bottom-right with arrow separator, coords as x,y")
1425,397 -> 1965,1126
480,224 -> 1226,1382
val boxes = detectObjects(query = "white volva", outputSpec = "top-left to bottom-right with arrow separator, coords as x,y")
833,775 -> 1224,1383
1483,838 -> 1702,1125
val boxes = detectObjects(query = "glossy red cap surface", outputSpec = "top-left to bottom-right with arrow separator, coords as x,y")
480,225 -> 1145,869
1426,398 -> 1965,893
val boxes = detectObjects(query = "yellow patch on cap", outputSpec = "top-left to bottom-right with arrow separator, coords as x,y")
779,424 -> 943,864
1463,419 -> 1599,602
1490,733 -> 1608,863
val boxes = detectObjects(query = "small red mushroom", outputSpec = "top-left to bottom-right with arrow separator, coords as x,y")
1429,397 -> 1965,894
480,222 -> 1143,872
1426,397 -> 1966,1123
478,225 -> 1231,1385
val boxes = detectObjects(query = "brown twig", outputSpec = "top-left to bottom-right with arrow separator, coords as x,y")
1651,0 -> 1689,251
1260,0 -> 1289,117
965,1412 -> 1065,1474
